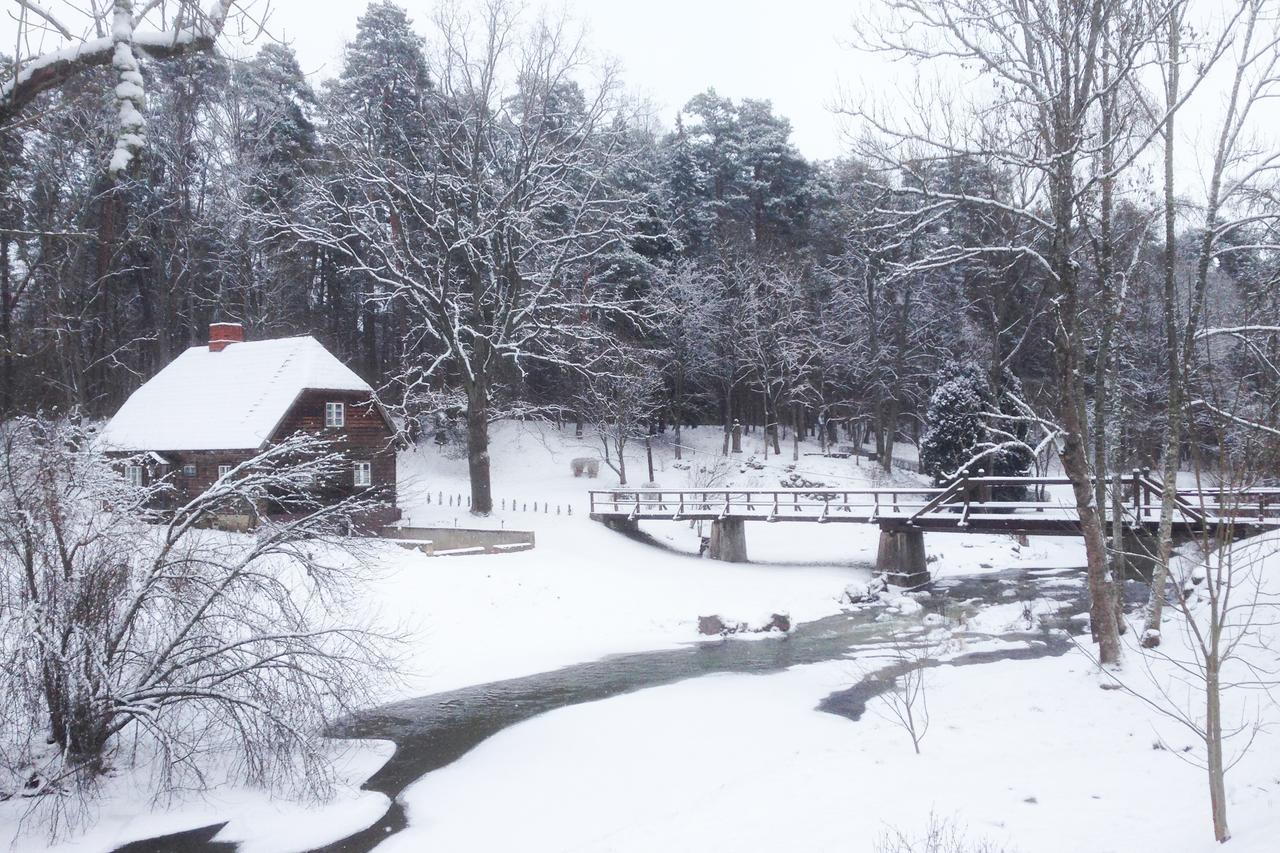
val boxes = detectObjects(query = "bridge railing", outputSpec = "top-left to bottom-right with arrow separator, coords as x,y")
588,487 -> 945,521
1174,486 -> 1280,524
589,476 -> 1280,526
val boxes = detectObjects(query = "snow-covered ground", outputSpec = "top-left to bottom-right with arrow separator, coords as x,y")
9,422 -> 1277,853
377,422 -> 1086,697
380,638 -> 1280,853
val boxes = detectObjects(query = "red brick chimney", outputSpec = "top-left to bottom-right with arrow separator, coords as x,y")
208,322 -> 244,353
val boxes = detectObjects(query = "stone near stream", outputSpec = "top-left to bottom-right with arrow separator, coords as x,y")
698,615 -> 727,635
841,577 -> 888,606
764,612 -> 791,632
697,612 -> 792,636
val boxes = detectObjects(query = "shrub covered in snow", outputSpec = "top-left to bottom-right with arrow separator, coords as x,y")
0,416 -> 397,832
919,361 -> 1033,494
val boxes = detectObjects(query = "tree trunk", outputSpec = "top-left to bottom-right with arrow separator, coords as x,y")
1055,255 -> 1122,664
1145,10 -> 1184,647
722,392 -> 731,456
1206,658 -> 1230,842
881,398 -> 898,473
673,371 -> 684,460
761,389 -> 770,459
792,405 -> 801,462
466,383 -> 493,514
0,231 -> 11,414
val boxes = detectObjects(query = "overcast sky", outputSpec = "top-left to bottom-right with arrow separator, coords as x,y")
2,0 -> 1259,192
260,0 -> 870,160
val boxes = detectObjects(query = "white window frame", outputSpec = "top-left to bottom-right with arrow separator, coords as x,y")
125,465 -> 143,488
217,464 -> 232,479
182,464 -> 197,477
353,461 -> 372,487
325,401 -> 345,428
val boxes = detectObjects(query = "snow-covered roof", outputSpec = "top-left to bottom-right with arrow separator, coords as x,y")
100,336 -> 374,452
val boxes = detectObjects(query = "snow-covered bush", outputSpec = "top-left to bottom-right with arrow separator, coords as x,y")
0,416 -> 397,831
919,361 -> 1033,494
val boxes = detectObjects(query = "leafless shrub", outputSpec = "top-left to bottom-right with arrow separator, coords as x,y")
855,622 -> 954,755
0,415 -> 400,836
871,628 -> 940,755
876,812 -> 1018,853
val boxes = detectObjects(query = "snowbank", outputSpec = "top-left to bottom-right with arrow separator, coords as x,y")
369,528 -> 1280,853
0,740 -> 394,853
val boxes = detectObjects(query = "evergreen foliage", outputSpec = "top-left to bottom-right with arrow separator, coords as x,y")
920,362 -> 1033,487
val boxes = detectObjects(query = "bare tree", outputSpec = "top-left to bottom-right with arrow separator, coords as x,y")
739,258 -> 812,459
866,626 -> 946,755
1143,0 -> 1280,646
1108,503 -> 1277,840
877,812 -> 1018,853
576,347 -> 662,486
0,416 -> 397,832
283,0 -> 646,514
848,0 -> 1169,666
652,261 -> 721,461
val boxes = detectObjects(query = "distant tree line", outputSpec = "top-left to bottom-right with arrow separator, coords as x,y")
0,0 -> 1276,515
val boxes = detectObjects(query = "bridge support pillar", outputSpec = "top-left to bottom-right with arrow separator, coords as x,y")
876,527 -> 930,587
1120,528 -> 1160,581
708,518 -> 748,562
601,516 -> 640,536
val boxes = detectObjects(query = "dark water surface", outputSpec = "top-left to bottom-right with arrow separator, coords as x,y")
117,567 -> 1120,853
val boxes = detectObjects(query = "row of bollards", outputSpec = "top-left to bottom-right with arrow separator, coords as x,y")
500,498 -> 572,515
423,491 -> 572,515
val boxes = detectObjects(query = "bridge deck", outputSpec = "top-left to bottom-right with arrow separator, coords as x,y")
589,478 -> 1280,536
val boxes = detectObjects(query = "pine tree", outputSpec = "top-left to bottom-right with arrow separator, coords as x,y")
661,115 -> 714,257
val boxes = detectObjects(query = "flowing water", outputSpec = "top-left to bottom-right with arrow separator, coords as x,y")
117,567 -> 1132,853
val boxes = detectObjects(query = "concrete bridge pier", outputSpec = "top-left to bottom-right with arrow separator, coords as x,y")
876,527 -> 930,587
708,517 -> 749,562
601,516 -> 640,535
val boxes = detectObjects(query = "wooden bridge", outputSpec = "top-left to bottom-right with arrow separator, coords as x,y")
589,474 -> 1280,585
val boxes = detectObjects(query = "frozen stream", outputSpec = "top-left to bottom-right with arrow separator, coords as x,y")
117,568 -> 1135,853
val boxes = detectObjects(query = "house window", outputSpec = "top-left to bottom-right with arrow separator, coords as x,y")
354,461 -> 372,487
218,464 -> 232,479
125,465 -> 143,488
183,464 -> 197,477
325,402 -> 345,428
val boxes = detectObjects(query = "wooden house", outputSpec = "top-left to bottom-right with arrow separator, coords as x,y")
99,323 -> 399,529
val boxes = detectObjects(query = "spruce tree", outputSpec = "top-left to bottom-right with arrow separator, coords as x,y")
920,361 -> 1033,491
920,361 -> 991,484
